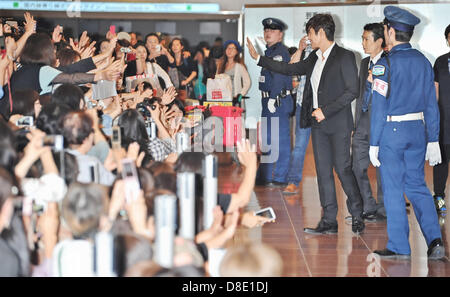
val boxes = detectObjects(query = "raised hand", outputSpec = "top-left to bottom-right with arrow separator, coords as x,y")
52,25 -> 63,43
78,31 -> 89,49
161,86 -> 177,105
236,139 -> 257,169
246,37 -> 259,60
23,12 -> 37,34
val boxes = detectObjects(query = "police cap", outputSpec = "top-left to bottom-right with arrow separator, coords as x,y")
262,18 -> 286,31
383,6 -> 420,32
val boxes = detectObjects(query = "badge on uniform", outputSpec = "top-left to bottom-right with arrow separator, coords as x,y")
273,55 -> 283,62
373,78 -> 388,97
259,76 -> 265,83
372,65 -> 385,76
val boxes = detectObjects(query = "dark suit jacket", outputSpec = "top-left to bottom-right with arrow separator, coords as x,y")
258,44 -> 359,133
354,56 -> 370,128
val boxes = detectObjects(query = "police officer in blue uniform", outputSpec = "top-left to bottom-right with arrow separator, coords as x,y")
369,6 -> 445,259
257,18 -> 294,187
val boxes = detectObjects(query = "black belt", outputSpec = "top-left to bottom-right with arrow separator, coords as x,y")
261,90 -> 292,98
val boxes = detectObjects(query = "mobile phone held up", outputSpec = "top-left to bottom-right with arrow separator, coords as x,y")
121,159 -> 140,203
111,126 -> 121,150
255,207 -> 276,221
16,116 -> 34,127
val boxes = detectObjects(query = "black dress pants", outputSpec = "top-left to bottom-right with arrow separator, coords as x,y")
311,126 -> 364,224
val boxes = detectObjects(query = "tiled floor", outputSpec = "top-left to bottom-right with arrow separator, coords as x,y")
218,140 -> 450,277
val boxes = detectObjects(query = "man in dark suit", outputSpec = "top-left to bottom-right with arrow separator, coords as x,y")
349,23 -> 386,222
247,14 -> 365,234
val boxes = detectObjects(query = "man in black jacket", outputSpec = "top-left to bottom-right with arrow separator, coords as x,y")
247,14 -> 364,234
349,23 -> 386,222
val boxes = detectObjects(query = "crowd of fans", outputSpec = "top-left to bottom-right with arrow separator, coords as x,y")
0,12 -> 282,277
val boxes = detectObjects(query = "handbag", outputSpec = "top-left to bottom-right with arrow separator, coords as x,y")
206,74 -> 233,101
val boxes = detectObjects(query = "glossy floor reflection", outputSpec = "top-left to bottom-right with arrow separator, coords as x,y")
218,141 -> 450,277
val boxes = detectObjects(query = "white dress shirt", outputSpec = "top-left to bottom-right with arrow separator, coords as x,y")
369,50 -> 384,70
311,42 -> 336,109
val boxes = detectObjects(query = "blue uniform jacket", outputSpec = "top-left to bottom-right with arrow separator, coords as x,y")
369,43 -> 440,146
259,42 -> 292,99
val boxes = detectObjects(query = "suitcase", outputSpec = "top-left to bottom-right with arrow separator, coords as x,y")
209,106 -> 244,147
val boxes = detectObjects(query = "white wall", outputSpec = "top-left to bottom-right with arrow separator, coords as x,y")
243,2 -> 450,128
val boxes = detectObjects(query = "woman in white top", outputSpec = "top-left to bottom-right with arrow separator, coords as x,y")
216,40 -> 251,100
124,42 -> 173,95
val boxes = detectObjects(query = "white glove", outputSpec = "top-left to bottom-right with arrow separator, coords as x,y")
268,99 -> 276,113
425,142 -> 442,166
369,146 -> 381,167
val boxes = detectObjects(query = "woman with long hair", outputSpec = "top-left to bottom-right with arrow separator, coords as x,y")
168,38 -> 197,100
123,42 -> 173,96
216,40 -> 251,101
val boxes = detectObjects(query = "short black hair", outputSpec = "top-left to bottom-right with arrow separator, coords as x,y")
11,90 -> 39,117
145,33 -> 160,43
52,84 -> 84,111
445,24 -> 450,39
36,102 -> 71,135
62,111 -> 94,145
306,14 -> 335,42
364,23 -> 386,48
384,19 -> 413,43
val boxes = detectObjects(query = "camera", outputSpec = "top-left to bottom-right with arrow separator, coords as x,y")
136,97 -> 158,119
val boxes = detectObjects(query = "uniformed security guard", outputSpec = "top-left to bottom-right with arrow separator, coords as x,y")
369,6 -> 445,259
257,17 -> 294,187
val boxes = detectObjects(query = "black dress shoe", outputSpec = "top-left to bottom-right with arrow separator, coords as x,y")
352,217 -> 365,234
304,220 -> 338,235
373,249 -> 410,259
427,238 -> 446,260
362,211 -> 378,222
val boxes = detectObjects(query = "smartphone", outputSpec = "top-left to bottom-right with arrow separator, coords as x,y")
255,207 -> 276,220
43,135 -> 64,151
16,116 -> 34,127
155,44 -> 161,52
121,159 -> 140,203
109,25 -> 116,36
111,126 -> 121,150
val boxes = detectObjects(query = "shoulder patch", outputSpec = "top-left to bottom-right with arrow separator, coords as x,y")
273,55 -> 283,62
372,65 -> 385,76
